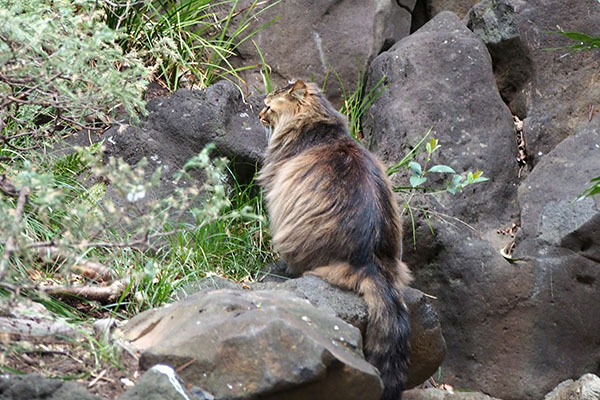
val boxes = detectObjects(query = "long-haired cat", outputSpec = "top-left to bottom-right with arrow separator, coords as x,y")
258,80 -> 412,400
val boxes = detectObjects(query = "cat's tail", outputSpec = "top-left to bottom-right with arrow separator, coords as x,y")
359,262 -> 410,400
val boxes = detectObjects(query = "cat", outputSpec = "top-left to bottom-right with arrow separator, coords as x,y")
258,80 -> 412,400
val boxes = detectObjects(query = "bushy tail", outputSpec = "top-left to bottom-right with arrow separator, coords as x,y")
360,268 -> 410,400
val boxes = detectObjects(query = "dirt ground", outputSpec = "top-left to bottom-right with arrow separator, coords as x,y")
0,295 -> 142,400
1,332 -> 140,399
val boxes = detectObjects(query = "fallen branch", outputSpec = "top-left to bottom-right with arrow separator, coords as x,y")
42,278 -> 129,303
36,246 -> 112,283
0,174 -> 18,197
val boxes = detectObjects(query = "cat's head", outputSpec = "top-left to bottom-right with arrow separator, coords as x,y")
259,80 -> 319,128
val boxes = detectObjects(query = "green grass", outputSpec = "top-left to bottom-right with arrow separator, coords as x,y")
103,0 -> 280,90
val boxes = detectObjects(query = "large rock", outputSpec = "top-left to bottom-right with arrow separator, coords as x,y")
509,0 -> 600,164
0,374 -> 102,400
181,271 -> 446,389
102,80 -> 265,190
261,275 -> 446,388
118,365 -> 201,400
466,0 -> 532,117
406,110 -> 600,399
364,11 -> 519,233
362,9 -> 600,400
122,289 -> 383,400
231,0 -> 412,104
517,119 -> 600,247
544,374 -> 600,400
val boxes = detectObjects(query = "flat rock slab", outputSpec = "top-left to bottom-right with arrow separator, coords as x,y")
122,289 -> 383,400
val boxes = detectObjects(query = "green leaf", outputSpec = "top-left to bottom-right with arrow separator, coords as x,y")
426,137 -> 439,155
409,161 -> 422,176
428,165 -> 455,174
471,177 -> 489,184
410,175 -> 427,188
558,31 -> 598,43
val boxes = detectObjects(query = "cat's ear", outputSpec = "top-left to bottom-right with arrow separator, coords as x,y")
288,80 -> 307,100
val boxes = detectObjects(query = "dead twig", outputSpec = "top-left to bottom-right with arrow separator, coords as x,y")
0,175 -> 18,197
36,246 -> 112,283
0,186 -> 30,281
42,278 -> 129,303
175,358 -> 197,373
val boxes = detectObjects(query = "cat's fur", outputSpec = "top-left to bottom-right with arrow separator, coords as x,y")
258,80 -> 412,400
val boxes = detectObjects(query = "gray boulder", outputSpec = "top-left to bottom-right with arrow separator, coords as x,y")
122,289 -> 383,400
102,80 -> 266,190
509,0 -> 600,164
544,374 -> 600,400
402,95 -> 600,400
231,0 -> 412,104
0,374 -> 102,400
361,9 -> 600,399
180,271 -> 446,389
364,11 -> 519,231
516,119 -> 600,248
259,275 -> 446,388
118,365 -> 203,400
466,0 -> 532,117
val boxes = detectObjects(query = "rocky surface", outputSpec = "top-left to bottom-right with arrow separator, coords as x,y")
544,374 -> 600,400
466,0 -> 532,116
429,0 -> 480,18
360,7 -> 600,400
364,11 -> 519,234
118,365 -> 201,400
0,374 -> 102,400
404,388 -> 501,400
101,80 -> 265,202
122,289 -> 383,400
508,0 -> 600,165
180,272 -> 446,389
232,0 -> 412,104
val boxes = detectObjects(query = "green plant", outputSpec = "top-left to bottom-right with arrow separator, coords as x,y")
550,31 -> 600,51
387,132 -> 488,194
385,130 -> 489,245
325,59 -> 389,140
578,176 -> 600,200
254,40 -> 274,93
102,0 -> 280,90
0,0 -> 149,141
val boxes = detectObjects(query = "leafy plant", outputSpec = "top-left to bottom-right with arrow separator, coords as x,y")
387,131 -> 489,194
578,176 -> 600,200
550,31 -> 600,51
325,59 -> 389,140
102,0 -> 280,90
0,0 -> 149,147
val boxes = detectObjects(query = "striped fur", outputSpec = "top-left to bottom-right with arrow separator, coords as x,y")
258,80 -> 412,400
